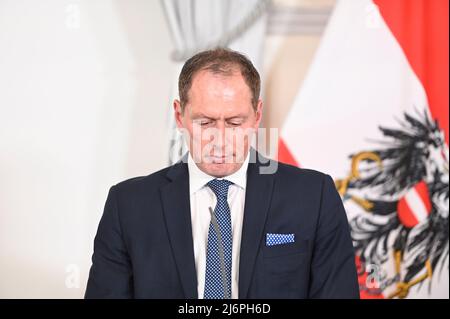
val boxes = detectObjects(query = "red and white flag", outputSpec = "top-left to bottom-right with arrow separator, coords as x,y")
279,0 -> 449,299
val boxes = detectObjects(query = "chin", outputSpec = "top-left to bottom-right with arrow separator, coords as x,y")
203,163 -> 239,178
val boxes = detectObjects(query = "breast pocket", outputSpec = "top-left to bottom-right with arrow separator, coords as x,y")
262,238 -> 310,275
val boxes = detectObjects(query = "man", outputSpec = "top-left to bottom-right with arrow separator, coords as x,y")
85,48 -> 359,299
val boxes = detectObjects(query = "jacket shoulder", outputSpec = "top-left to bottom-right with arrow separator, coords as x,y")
111,164 -> 174,195
274,160 -> 329,184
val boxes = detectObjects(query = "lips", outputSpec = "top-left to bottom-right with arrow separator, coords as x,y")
207,155 -> 233,164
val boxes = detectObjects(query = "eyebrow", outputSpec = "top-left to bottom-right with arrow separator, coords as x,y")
191,113 -> 216,120
226,116 -> 247,122
191,113 -> 247,120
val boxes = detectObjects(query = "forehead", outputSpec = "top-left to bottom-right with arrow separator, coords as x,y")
187,69 -> 252,116
191,69 -> 250,93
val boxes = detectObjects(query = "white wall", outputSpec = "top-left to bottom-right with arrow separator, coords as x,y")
0,0 -> 173,298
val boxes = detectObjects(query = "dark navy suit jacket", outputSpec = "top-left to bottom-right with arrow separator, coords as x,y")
85,151 -> 359,299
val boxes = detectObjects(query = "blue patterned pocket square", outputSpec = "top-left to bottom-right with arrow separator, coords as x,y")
266,233 -> 295,246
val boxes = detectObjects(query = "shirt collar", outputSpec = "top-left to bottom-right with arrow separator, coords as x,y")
187,152 -> 250,195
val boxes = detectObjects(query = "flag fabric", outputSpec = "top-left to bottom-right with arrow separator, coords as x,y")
279,0 -> 449,299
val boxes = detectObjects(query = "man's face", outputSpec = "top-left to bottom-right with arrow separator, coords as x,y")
174,69 -> 262,177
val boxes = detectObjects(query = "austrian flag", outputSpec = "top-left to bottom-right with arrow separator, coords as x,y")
279,0 -> 449,299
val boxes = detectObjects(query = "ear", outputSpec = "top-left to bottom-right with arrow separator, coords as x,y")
254,99 -> 263,128
173,99 -> 184,129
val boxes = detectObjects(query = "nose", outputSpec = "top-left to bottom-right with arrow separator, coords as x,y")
210,121 -> 233,156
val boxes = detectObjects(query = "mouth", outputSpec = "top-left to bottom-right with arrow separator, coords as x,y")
207,155 -> 234,164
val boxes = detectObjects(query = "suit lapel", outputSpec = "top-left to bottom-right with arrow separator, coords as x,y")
160,160 -> 198,299
239,151 -> 275,298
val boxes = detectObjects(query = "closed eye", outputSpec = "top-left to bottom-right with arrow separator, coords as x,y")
194,119 -> 214,126
227,118 -> 245,127
200,121 -> 214,126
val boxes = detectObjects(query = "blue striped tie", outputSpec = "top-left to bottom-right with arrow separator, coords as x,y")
204,179 -> 233,299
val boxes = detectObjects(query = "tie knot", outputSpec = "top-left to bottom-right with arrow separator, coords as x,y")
207,179 -> 233,198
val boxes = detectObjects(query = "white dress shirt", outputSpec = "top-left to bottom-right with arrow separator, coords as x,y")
187,152 -> 249,299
